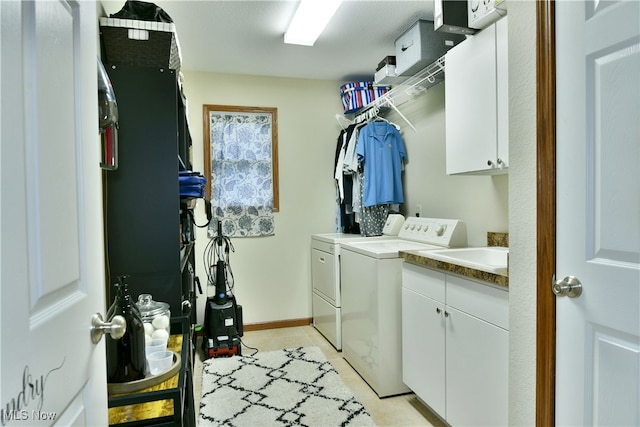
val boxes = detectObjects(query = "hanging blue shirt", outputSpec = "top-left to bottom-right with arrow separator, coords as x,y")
356,121 -> 406,207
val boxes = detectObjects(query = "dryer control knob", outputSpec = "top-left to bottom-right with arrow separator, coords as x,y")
436,225 -> 446,236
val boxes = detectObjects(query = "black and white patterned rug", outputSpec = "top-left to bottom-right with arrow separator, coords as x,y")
199,346 -> 376,426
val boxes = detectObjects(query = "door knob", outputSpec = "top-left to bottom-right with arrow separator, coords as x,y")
552,275 -> 583,298
91,313 -> 126,344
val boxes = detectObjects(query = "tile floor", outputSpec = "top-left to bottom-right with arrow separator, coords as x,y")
193,325 -> 446,427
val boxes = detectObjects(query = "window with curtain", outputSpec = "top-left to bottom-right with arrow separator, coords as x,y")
203,105 -> 279,237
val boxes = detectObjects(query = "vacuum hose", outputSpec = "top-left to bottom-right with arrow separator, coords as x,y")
214,260 -> 227,304
214,221 -> 228,304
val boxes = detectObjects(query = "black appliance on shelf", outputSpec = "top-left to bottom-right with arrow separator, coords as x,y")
434,0 -> 478,35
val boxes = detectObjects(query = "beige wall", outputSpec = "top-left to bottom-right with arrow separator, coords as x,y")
506,2 -> 537,425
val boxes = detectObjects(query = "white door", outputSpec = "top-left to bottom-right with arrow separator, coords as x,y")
1,1 -> 108,426
555,1 -> 640,425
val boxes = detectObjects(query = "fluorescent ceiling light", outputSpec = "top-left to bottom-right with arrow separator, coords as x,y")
284,0 -> 343,46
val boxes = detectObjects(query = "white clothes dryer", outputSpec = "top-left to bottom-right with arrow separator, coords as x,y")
340,217 -> 467,397
310,214 -> 405,350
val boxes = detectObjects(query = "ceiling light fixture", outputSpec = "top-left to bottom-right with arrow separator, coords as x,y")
284,0 -> 343,46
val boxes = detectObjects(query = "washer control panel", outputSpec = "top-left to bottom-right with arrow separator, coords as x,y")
398,217 -> 467,248
382,214 -> 406,236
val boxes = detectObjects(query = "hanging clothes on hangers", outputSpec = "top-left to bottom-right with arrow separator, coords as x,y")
332,106 -> 407,235
333,123 -> 361,234
357,169 -> 393,237
356,120 -> 406,236
334,123 -> 357,200
357,120 -> 406,207
342,121 -> 368,230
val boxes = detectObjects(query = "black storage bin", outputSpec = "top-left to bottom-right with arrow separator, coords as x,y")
99,17 -> 181,71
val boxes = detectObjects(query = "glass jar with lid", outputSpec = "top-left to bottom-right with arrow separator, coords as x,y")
136,293 -> 171,342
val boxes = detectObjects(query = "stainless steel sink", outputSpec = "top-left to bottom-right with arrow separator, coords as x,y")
417,246 -> 509,275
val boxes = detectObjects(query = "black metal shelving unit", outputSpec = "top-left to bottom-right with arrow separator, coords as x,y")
102,64 -> 198,426
104,64 -> 196,321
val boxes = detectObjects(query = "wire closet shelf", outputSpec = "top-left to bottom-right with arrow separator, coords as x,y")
352,55 -> 446,131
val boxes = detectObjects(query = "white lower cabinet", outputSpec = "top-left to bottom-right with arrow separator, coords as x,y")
402,263 -> 509,426
445,305 -> 508,426
402,287 -> 446,415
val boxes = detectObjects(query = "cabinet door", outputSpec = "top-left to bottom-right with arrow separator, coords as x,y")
445,24 -> 497,174
445,306 -> 508,426
402,287 -> 446,416
495,16 -> 509,168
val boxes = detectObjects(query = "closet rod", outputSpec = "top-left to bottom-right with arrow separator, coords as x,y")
383,99 -> 417,132
353,97 -> 416,131
351,55 -> 446,132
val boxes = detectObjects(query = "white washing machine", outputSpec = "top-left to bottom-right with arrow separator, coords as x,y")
311,214 -> 405,350
340,217 -> 467,397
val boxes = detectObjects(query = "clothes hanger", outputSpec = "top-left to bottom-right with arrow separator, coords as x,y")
334,113 -> 351,130
353,109 -> 369,124
372,108 -> 401,131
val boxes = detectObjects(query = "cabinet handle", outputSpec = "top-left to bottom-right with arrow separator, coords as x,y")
488,159 -> 507,169
436,307 -> 441,314
319,257 -> 325,263
444,311 -> 450,318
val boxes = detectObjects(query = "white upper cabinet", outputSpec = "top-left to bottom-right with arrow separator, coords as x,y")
445,16 -> 508,175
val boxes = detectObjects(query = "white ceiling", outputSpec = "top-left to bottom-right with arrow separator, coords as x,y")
100,0 -> 435,83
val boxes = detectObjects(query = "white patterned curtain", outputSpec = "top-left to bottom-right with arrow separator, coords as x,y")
208,111 -> 275,237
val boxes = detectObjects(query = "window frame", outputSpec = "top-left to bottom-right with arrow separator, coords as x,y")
203,104 -> 279,212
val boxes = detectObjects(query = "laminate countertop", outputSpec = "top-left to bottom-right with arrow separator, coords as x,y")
400,250 -> 509,288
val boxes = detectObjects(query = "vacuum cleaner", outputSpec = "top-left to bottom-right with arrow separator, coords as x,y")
202,220 -> 243,358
